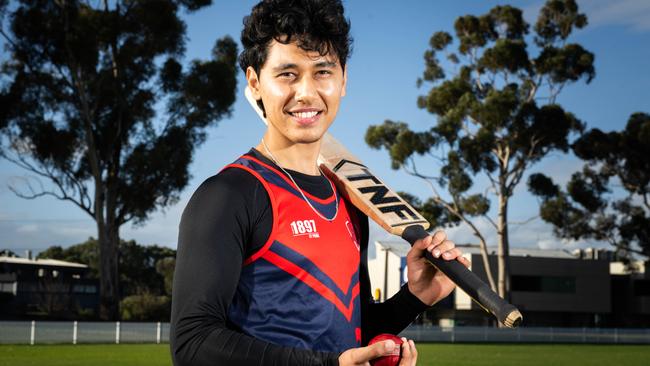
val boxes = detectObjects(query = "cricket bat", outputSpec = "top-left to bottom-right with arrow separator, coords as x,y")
245,87 -> 522,328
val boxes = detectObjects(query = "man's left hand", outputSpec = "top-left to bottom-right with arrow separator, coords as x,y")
406,230 -> 470,306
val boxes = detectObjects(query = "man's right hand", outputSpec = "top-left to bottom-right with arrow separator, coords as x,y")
338,338 -> 418,366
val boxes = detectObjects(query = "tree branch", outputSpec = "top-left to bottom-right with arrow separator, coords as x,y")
469,48 -> 485,92
525,75 -> 542,103
401,151 -> 497,292
403,161 -> 443,198
485,170 -> 498,197
435,192 -> 497,292
3,146 -> 95,218
509,215 -> 539,226
0,27 -> 18,50
482,214 -> 498,231
8,174 -> 94,218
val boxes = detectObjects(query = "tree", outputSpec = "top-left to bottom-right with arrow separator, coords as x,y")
120,292 -> 171,321
0,249 -> 18,257
38,238 -> 100,278
365,0 -> 593,300
529,112 -> 650,257
38,238 -> 177,321
155,256 -> 176,296
0,0 -> 237,319
38,237 -> 176,298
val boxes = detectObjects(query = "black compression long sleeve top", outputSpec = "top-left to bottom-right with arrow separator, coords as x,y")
170,149 -> 428,366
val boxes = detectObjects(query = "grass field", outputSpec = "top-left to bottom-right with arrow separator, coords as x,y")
1,343 -> 649,366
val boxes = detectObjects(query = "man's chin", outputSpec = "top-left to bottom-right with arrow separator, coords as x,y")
290,132 -> 325,145
293,137 -> 322,145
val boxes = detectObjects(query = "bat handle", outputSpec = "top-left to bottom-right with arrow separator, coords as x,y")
401,225 -> 523,328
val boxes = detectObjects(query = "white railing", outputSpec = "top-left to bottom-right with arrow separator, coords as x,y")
400,325 -> 650,344
0,321 -> 169,345
1,321 -> 649,345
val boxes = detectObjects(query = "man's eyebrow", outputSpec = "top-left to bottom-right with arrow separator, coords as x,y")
315,61 -> 338,68
271,63 -> 298,72
271,61 -> 338,73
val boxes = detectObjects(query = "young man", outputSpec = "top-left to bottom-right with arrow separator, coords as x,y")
171,1 -> 469,365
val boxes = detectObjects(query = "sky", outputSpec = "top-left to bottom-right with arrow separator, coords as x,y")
1,0 -> 649,256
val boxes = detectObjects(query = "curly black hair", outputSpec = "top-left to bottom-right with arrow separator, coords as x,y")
239,0 -> 352,75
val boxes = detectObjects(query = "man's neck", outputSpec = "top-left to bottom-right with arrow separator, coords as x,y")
257,138 -> 322,176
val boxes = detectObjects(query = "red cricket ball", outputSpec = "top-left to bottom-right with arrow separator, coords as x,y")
368,333 -> 403,366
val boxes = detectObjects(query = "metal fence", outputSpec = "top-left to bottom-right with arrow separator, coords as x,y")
0,321 -> 170,345
1,321 -> 649,345
401,325 -> 650,344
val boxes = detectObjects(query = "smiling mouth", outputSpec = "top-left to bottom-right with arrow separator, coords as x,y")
289,111 -> 321,119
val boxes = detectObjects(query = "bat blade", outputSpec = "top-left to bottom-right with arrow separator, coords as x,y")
244,87 -> 522,328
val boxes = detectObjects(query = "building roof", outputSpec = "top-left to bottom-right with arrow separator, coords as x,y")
375,240 -> 412,257
0,256 -> 88,268
375,241 -> 576,259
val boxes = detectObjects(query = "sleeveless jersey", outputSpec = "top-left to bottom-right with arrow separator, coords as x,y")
224,154 -> 362,353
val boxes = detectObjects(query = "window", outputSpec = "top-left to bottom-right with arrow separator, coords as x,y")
512,275 -> 576,293
73,284 -> 98,294
0,282 -> 17,294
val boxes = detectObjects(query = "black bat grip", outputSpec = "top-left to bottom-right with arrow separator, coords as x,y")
402,225 -> 522,328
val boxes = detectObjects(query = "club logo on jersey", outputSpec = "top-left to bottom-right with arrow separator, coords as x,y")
289,219 -> 320,238
345,220 -> 360,251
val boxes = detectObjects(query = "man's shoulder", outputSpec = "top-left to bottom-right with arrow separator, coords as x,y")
198,164 -> 262,198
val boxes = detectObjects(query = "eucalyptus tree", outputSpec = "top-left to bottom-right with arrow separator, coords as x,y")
0,0 -> 238,319
529,112 -> 650,258
365,0 -> 594,299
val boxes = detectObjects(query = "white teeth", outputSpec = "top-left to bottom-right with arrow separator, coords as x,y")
292,111 -> 318,119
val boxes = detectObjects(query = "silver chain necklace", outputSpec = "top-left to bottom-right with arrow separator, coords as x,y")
261,138 -> 339,222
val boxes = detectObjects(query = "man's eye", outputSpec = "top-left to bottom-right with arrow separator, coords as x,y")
278,72 -> 296,78
316,70 -> 332,76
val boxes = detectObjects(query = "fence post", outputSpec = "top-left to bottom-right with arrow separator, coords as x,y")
156,322 -> 162,344
115,321 -> 120,344
73,321 -> 78,345
30,320 -> 35,345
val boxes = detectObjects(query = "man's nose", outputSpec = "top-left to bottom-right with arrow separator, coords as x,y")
294,75 -> 318,103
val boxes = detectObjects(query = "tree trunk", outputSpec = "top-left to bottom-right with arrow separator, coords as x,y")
98,220 -> 120,320
477,235 -> 497,293
497,193 -> 511,302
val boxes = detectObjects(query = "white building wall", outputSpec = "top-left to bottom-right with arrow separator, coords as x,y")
367,242 -> 403,301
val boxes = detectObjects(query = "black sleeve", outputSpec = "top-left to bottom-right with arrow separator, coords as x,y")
170,169 -> 339,366
355,207 -> 430,345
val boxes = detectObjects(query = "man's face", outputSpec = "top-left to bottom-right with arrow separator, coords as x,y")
247,40 -> 347,145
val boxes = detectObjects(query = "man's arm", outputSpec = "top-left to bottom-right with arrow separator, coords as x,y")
170,170 -> 338,366
355,208 -> 430,345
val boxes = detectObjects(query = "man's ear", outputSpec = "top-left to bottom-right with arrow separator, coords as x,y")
246,66 -> 261,100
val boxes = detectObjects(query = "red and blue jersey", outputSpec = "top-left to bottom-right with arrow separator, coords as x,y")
224,155 -> 362,353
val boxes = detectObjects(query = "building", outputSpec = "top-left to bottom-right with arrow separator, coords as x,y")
369,241 -> 648,327
609,260 -> 650,327
0,253 -> 99,319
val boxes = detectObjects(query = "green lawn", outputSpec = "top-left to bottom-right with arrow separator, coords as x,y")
418,344 -> 650,366
1,343 -> 649,366
0,344 -> 172,366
